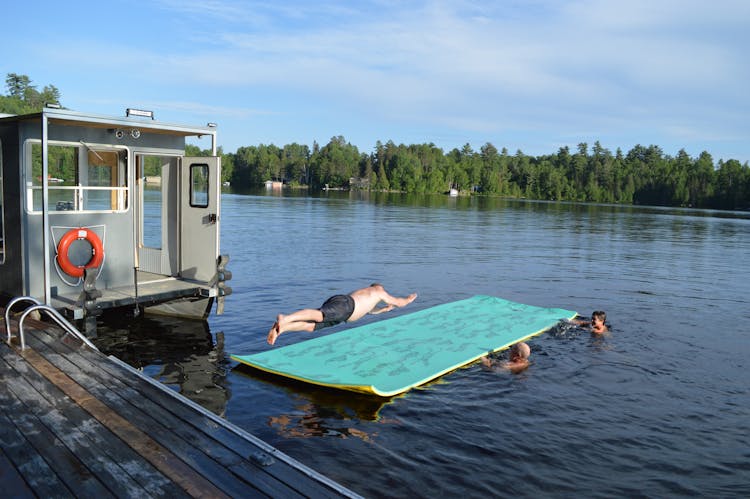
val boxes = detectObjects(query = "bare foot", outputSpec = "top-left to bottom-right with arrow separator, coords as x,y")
267,321 -> 280,345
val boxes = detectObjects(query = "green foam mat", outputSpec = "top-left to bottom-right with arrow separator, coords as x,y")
231,295 -> 576,396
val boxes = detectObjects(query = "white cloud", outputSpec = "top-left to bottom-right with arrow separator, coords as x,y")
5,0 -> 747,159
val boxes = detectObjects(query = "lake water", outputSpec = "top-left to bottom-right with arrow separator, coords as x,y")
95,190 -> 750,497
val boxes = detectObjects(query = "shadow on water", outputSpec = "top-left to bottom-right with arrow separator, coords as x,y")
232,364 -> 398,437
93,312 -> 231,417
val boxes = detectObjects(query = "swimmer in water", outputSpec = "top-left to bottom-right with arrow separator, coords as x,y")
574,310 -> 608,334
480,342 -> 531,373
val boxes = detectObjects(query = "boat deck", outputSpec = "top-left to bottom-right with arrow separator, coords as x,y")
0,311 -> 360,498
50,271 -> 213,318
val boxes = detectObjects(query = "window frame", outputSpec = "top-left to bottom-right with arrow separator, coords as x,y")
189,163 -> 210,208
23,139 -> 129,214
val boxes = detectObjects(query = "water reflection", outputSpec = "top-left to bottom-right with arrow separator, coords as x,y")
93,313 -> 231,416
214,190 -> 750,497
233,365 -> 397,440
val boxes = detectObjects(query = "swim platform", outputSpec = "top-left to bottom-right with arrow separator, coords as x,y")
231,295 -> 576,397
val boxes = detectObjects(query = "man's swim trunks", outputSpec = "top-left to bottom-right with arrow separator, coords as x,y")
315,294 -> 355,330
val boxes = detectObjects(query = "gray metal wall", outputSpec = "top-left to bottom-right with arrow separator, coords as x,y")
3,118 -> 185,303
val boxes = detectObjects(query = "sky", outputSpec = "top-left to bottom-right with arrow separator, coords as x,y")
2,0 -> 749,163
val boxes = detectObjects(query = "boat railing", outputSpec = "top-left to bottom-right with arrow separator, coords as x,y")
5,296 -> 98,351
27,184 -> 128,212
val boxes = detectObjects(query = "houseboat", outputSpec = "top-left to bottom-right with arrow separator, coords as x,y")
0,106 -> 231,328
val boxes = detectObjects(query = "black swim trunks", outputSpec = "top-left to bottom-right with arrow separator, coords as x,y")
315,294 -> 355,330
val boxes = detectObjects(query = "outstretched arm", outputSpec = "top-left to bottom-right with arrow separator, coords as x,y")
369,304 -> 395,315
369,291 -> 417,315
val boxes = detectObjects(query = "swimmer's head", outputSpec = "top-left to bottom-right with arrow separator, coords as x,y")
592,310 -> 606,323
510,342 -> 531,361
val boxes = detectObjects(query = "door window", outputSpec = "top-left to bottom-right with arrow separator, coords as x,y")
190,164 -> 209,208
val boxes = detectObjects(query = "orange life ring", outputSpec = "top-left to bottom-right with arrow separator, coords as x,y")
56,228 -> 104,278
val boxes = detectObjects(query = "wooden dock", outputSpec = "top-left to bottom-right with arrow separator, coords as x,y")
1,310 -> 361,498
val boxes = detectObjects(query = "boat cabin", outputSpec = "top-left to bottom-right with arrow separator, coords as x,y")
0,106 -> 230,326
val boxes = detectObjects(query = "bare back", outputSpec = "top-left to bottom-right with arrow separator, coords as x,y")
347,285 -> 417,321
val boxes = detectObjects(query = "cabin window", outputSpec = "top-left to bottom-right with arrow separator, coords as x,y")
0,139 -> 4,264
190,164 -> 209,208
26,142 -> 128,213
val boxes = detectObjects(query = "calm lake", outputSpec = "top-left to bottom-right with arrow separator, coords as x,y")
95,189 -> 750,498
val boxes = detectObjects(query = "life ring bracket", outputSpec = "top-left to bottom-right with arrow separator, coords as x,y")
56,228 -> 105,278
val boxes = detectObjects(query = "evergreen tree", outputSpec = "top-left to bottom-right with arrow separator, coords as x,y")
1,73 -> 61,113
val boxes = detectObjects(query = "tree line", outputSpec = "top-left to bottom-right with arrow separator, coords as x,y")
226,138 -> 749,210
3,74 -> 748,210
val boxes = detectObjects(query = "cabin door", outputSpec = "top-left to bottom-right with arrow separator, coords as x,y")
179,157 -> 220,282
136,154 -> 179,276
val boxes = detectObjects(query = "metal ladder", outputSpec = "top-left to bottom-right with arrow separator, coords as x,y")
4,296 -> 99,351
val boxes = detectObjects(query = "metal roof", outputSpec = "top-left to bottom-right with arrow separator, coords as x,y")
0,107 -> 217,137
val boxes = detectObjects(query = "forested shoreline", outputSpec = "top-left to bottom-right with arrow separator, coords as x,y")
226,139 -> 749,210
4,74 -> 749,211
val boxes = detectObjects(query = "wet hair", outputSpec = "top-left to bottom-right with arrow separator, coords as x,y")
370,282 -> 382,288
592,311 -> 607,323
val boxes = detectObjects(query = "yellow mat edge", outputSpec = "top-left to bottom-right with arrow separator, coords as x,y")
230,354 -> 381,395
230,311 -> 576,397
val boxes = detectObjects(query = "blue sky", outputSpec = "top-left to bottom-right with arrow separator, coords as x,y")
3,0 -> 748,163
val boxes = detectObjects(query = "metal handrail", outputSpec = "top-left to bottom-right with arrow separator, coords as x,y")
5,296 -> 99,351
27,185 -> 128,212
5,296 -> 41,345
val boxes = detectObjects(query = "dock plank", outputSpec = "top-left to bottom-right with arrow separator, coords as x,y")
0,447 -> 36,499
28,332 -> 260,489
1,346 -> 180,498
0,405 -> 73,498
105,357 -> 353,498
1,313 -> 361,499
28,326 -> 343,498
103,355 -> 349,498
17,344 -> 232,499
